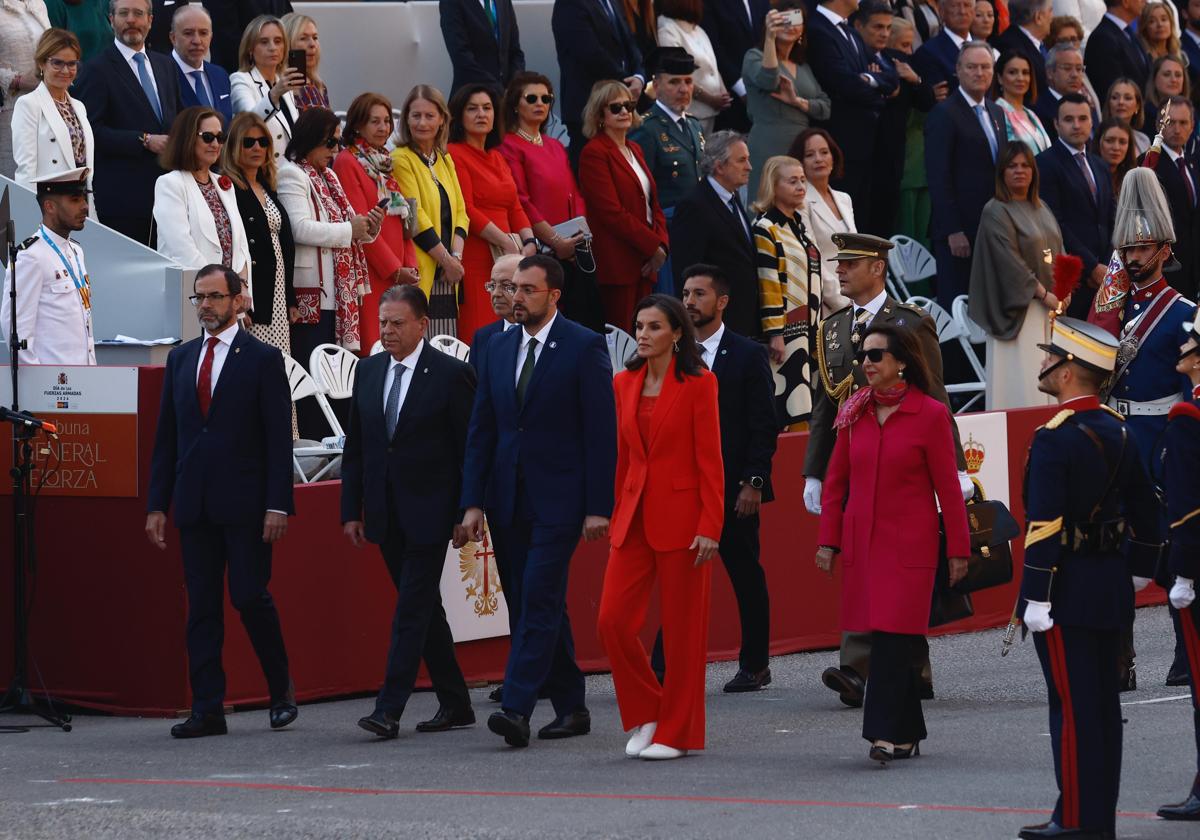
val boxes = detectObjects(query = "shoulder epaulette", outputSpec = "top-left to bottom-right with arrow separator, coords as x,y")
1044,408 -> 1074,430
1169,402 -> 1200,422
896,300 -> 925,313
17,235 -> 39,251
827,303 -> 853,318
1100,405 -> 1125,420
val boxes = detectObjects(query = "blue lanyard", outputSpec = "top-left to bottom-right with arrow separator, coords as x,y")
39,225 -> 88,298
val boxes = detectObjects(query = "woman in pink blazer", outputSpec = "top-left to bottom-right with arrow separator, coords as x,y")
817,321 -> 970,764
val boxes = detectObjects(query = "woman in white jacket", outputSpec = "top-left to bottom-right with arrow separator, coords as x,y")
10,29 -> 95,216
153,107 -> 251,294
229,15 -> 304,165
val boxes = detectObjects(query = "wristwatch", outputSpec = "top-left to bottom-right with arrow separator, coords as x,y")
746,476 -> 764,490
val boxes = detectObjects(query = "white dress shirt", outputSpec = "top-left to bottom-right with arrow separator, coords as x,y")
382,340 -> 423,420
195,320 -> 239,392
515,310 -> 558,386
698,322 -> 726,369
113,37 -> 158,89
708,175 -> 751,240
854,289 -> 889,325
172,49 -> 213,106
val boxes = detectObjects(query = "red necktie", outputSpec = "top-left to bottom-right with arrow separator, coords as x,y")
1179,157 -> 1197,207
196,336 -> 219,418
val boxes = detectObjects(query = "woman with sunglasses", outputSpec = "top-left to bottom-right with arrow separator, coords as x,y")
333,91 -> 419,351
578,80 -> 669,328
11,29 -> 94,212
153,107 -> 251,290
817,320 -> 970,765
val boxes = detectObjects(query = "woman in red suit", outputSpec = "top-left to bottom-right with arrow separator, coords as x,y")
333,92 -> 420,350
817,321 -> 970,763
597,294 -> 723,761
447,83 -> 536,341
577,80 -> 670,328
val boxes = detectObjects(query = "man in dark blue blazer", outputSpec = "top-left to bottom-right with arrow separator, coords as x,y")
910,0 -> 974,92
1184,2 -> 1200,92
551,0 -> 645,161
440,0 -> 526,96
924,42 -> 1006,308
342,286 -> 477,739
992,0 -> 1052,98
167,4 -> 232,124
146,265 -> 295,739
1036,94 -> 1115,317
461,254 -> 617,747
1149,98 -> 1200,299
470,254 -> 521,379
76,0 -> 181,246
701,0 -> 770,132
1033,45 -> 1099,146
1085,0 -> 1151,105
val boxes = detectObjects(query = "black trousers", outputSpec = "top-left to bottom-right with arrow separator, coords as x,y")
861,631 -> 927,746
841,631 -> 933,688
180,520 -> 290,715
374,525 -> 469,716
1033,625 -> 1122,836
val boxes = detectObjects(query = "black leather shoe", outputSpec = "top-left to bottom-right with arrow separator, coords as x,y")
723,668 -> 772,693
269,703 -> 298,730
1017,821 -> 1104,839
1158,793 -> 1200,820
537,708 -> 591,739
358,709 -> 400,739
893,742 -> 921,759
170,713 -> 227,739
919,683 -> 934,700
868,743 -> 894,764
488,685 -> 504,703
1167,662 -> 1191,686
416,706 -> 476,732
487,710 -> 530,747
821,666 -> 864,708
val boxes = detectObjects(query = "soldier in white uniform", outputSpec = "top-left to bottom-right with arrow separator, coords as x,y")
2,167 -> 96,366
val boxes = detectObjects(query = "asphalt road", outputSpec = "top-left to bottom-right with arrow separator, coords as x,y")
1,605 -> 1195,839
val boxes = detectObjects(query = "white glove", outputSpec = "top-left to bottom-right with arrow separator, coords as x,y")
1023,600 -> 1054,633
958,471 -> 975,501
1170,577 -> 1196,610
1131,576 -> 1152,592
803,476 -> 822,515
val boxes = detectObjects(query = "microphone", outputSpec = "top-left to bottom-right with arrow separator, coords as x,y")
0,406 -> 58,435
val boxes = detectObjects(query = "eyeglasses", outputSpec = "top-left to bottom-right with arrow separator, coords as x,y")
854,348 -> 891,364
197,131 -> 226,145
512,285 -> 551,297
323,137 -> 342,149
606,101 -> 637,115
242,136 -> 271,149
46,58 -> 81,72
523,94 -> 554,105
188,292 -> 231,305
484,281 -> 517,294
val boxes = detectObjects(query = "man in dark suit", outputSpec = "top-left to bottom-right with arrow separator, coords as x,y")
145,265 -> 296,739
1184,0 -> 1200,91
809,0 -> 894,217
700,0 -> 770,132
470,254 -> 521,378
76,0 -> 181,246
551,0 -> 644,163
1036,94 -> 1115,317
1150,97 -> 1200,299
440,0 -> 526,96
925,42 -> 1005,308
1033,45 -> 1099,145
342,285 -> 477,739
669,131 -> 759,339
461,254 -> 617,747
168,4 -> 232,124
993,0 -> 1052,97
911,0 -> 975,92
1086,0 -> 1151,104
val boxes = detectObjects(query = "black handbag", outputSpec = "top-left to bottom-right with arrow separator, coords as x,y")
937,484 -> 1020,595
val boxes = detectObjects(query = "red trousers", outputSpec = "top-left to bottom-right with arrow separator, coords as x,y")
597,507 -> 712,751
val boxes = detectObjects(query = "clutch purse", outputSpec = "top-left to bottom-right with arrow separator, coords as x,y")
293,289 -> 322,325
489,232 -> 524,262
552,216 -> 591,240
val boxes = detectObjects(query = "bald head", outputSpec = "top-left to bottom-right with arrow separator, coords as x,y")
170,4 -> 212,68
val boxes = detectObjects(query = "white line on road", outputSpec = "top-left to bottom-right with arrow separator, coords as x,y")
1121,694 -> 1191,706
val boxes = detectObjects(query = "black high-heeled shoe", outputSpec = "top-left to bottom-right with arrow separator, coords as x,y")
893,742 -> 921,760
869,743 -> 895,764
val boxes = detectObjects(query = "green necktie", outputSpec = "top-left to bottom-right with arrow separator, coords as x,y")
484,0 -> 499,39
516,337 -> 538,409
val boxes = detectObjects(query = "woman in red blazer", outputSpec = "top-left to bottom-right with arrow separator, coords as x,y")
597,294 -> 724,761
577,80 -> 670,329
333,92 -> 420,350
817,322 -> 970,764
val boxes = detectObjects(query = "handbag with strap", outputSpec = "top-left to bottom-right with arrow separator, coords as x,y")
937,480 -> 1019,596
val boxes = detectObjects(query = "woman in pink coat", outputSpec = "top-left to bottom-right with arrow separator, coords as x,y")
816,321 -> 970,764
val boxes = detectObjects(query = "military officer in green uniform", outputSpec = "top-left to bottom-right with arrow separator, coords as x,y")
630,46 -> 705,294
803,232 -> 973,707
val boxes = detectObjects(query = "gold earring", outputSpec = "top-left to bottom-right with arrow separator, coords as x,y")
899,368 -> 905,378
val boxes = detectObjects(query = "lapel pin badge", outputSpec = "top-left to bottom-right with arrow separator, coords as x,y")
423,367 -> 428,373
549,341 -> 557,349
234,347 -> 240,353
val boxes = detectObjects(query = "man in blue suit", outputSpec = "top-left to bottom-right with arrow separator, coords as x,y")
1085,0 -> 1151,109
461,254 -> 617,747
470,254 -> 521,379
146,265 -> 296,739
1037,94 -> 1115,318
1184,0 -> 1200,92
439,0 -> 526,96
75,0 -> 181,246
701,0 -> 770,132
911,0 -> 974,93
168,4 -> 232,124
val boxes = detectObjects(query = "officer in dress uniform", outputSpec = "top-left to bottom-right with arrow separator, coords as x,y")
1,168 -> 96,366
803,232 -> 972,707
629,46 -> 704,295
1018,317 -> 1163,840
1157,309 -> 1200,822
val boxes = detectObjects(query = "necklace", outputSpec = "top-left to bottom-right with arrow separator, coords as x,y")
193,171 -> 212,185
517,128 -> 543,146
418,148 -> 440,186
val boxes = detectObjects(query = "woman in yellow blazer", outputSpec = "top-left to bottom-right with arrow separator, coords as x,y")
391,84 -> 469,337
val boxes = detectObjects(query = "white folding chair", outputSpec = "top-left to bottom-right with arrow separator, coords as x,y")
952,294 -> 988,345
308,343 -> 359,400
906,296 -> 986,413
887,235 -> 938,302
604,323 -> 636,375
369,340 -> 385,356
430,333 -> 471,362
284,354 -> 346,483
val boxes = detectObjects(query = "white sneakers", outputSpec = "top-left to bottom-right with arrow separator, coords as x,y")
625,722 -> 657,757
639,743 -> 687,760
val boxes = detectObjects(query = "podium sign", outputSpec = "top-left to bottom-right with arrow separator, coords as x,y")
0,366 -> 139,497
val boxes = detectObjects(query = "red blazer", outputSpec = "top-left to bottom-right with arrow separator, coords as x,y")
611,360 -> 724,551
578,133 -> 669,287
817,388 -> 970,635
332,149 -> 417,283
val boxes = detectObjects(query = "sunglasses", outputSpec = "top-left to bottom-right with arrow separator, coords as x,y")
197,131 -> 226,145
607,101 -> 637,115
242,136 -> 271,149
523,94 -> 554,105
854,348 -> 891,364
323,137 -> 341,149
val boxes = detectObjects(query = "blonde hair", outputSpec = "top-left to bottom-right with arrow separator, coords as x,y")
397,85 -> 451,153
581,80 -> 642,139
1138,1 -> 1182,60
220,112 -> 278,191
752,155 -> 804,213
238,15 -> 287,75
281,12 -> 321,86
34,28 -> 80,76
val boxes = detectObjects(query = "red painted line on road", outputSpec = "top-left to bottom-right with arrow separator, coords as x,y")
57,778 -> 1161,820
